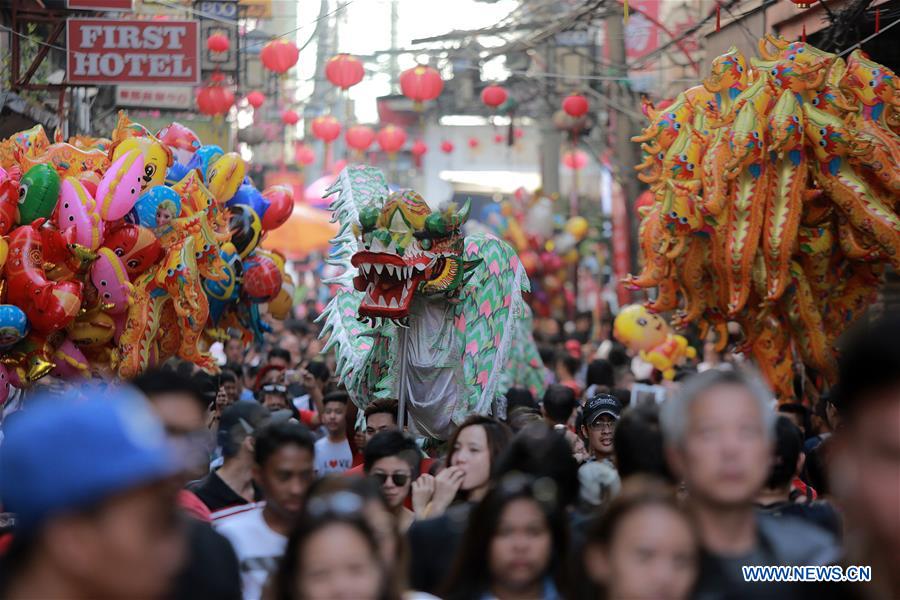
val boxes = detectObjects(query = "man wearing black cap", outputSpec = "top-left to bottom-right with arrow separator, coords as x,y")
580,394 -> 622,465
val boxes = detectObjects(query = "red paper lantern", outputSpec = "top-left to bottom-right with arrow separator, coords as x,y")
411,140 -> 427,157
311,115 -> 341,143
440,140 -> 454,154
295,143 -> 315,166
562,149 -> 588,170
260,39 -> 299,74
514,128 -> 524,139
493,133 -> 504,144
377,125 -> 407,154
196,74 -> 234,117
281,110 -> 299,125
399,65 -> 443,105
481,85 -> 508,108
206,33 -> 230,53
790,0 -> 811,7
246,91 -> 266,109
345,125 -> 376,152
562,93 -> 589,118
468,137 -> 479,149
326,53 -> 365,90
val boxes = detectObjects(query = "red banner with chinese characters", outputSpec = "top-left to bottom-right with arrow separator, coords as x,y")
611,177 -> 631,307
67,19 -> 199,85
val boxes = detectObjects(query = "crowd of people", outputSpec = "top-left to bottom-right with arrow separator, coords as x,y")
0,309 -> 898,600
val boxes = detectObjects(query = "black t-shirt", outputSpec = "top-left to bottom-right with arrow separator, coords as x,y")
170,518 -> 242,600
186,471 -> 262,514
407,502 -> 473,595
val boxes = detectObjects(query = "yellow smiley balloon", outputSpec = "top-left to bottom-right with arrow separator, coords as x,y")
112,137 -> 172,192
206,152 -> 246,203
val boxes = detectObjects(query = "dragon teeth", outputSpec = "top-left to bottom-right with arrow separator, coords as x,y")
386,239 -> 398,254
389,297 -> 398,309
375,263 -> 384,274
385,264 -> 395,277
377,295 -> 387,307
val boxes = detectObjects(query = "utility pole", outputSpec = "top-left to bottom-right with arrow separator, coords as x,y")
538,42 -> 561,196
389,0 -> 400,93
605,4 -> 642,272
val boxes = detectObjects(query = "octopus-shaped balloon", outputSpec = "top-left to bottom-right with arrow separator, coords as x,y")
96,149 -> 144,221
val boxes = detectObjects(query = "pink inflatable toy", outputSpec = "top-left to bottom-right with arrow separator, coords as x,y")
96,149 -> 144,220
58,177 -> 103,250
91,248 -> 134,314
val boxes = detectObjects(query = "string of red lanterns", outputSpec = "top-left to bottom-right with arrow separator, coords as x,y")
346,125 -> 376,152
481,85 -> 508,108
377,125 -> 407,154
311,115 -> 342,143
197,73 -> 234,117
281,110 -> 300,126
399,65 -> 444,107
261,39 -> 300,74
440,140 -> 454,154
245,91 -> 266,109
206,33 -> 230,53
295,143 -> 315,167
562,93 -> 589,118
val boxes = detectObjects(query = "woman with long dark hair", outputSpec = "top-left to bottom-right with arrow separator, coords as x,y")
580,477 -> 698,600
441,473 -> 569,600
407,416 -> 513,594
269,491 -> 399,600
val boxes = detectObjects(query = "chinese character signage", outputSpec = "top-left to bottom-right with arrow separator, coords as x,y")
67,19 -> 199,85
115,85 -> 192,109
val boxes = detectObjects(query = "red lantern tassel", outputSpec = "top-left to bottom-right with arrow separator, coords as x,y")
716,4 -> 721,32
802,24 -> 807,43
875,8 -> 880,33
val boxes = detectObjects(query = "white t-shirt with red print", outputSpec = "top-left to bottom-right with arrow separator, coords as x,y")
314,436 -> 353,475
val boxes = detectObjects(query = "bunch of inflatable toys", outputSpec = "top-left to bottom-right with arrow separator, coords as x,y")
479,188 -> 592,320
625,36 -> 900,399
0,112 -> 295,399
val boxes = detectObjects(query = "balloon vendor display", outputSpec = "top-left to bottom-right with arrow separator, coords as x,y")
0,112 -> 296,394
628,37 -> 900,401
318,166 -> 545,439
477,188 -> 592,320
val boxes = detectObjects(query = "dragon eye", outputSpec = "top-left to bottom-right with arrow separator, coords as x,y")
812,97 -> 821,105
674,123 -> 681,129
680,154 -> 687,161
17,184 -> 28,203
868,81 -> 876,87
167,269 -> 174,276
737,65 -> 743,72
771,68 -> 778,76
819,128 -> 827,136
688,163 -> 695,170
420,238 -> 432,250
680,217 -> 689,224
668,113 -> 677,119
637,318 -> 647,326
657,152 -> 664,159
797,47 -> 804,53
819,140 -> 827,147
670,211 -> 678,218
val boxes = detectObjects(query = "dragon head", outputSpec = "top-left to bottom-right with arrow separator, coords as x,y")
803,103 -> 851,162
841,49 -> 898,108
631,93 -> 693,149
768,90 -> 803,152
704,46 -> 749,94
351,190 -> 479,320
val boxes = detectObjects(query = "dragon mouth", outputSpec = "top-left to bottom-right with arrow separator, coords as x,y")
351,251 -> 432,318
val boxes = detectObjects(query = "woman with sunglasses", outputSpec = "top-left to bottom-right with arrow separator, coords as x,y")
441,473 -> 570,600
363,431 -> 420,532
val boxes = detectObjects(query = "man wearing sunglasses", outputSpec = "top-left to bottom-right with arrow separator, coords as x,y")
363,430 -> 419,532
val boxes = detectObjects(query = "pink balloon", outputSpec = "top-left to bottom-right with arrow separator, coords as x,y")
304,174 -> 337,209
57,177 -> 103,250
50,339 -> 90,380
96,149 -> 145,221
0,364 -> 11,405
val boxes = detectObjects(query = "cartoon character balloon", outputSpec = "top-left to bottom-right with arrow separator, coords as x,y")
207,153 -> 246,203
91,248 -> 134,314
261,185 -> 293,230
135,186 -> 182,229
156,122 -> 201,165
0,305 -> 29,349
0,167 -> 19,234
111,136 -> 172,192
613,305 -> 697,379
102,224 -> 163,277
57,177 -> 103,250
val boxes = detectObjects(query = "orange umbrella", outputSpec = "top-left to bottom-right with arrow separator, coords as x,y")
261,204 -> 337,258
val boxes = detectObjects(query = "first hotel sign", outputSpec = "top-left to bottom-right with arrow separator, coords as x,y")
66,19 -> 200,85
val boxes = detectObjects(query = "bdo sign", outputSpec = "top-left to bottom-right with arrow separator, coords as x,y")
67,19 -> 199,85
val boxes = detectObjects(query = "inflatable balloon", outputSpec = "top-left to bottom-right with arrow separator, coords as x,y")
0,305 -> 28,349
111,136 -> 171,192
68,308 -> 115,348
102,224 -> 163,277
261,185 -> 294,230
227,183 -> 270,219
0,364 -> 11,405
207,153 -> 245,203
50,339 -> 90,379
96,149 -> 144,221
613,305 -> 696,380
242,253 -> 282,303
6,224 -> 83,333
186,145 -> 224,180
228,205 -> 262,259
91,248 -> 134,314
156,122 -> 201,165
58,177 -> 103,250
18,164 -> 60,225
0,167 -> 19,234
135,185 -> 182,229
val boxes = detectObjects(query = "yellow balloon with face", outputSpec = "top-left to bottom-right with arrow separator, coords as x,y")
112,137 -> 172,192
613,304 -> 671,354
207,153 -> 246,203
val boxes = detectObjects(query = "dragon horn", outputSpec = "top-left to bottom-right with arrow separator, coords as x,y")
455,198 -> 471,226
631,128 -> 658,143
757,37 -> 779,61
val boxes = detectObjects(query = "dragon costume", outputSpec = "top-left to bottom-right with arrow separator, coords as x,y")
318,166 -> 544,439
